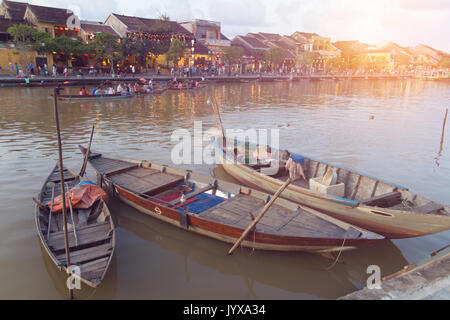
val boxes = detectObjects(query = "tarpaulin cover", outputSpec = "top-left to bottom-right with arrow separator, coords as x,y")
177,193 -> 225,214
46,182 -> 108,213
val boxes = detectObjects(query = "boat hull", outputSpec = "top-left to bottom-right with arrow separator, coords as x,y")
220,161 -> 450,239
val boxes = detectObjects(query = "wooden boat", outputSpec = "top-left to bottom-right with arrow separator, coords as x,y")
57,93 -> 134,100
35,165 -> 115,288
214,137 -> 450,239
79,145 -> 383,253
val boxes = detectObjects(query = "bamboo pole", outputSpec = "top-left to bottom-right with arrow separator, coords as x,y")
79,123 -> 95,177
439,108 -> 448,151
53,88 -> 73,300
228,177 -> 292,255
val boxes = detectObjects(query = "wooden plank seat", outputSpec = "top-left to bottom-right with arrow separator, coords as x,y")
48,222 -> 112,251
361,191 -> 402,207
410,202 -> 444,214
89,157 -> 138,175
56,243 -> 113,265
109,168 -> 184,195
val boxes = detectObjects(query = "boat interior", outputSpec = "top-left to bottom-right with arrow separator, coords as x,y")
37,167 -> 114,286
88,154 -> 382,242
221,139 -> 450,216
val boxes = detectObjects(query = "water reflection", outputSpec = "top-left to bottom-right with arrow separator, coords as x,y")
0,79 -> 449,299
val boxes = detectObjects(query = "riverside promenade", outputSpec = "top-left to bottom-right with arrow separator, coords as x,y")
340,246 -> 450,300
0,73 -> 437,87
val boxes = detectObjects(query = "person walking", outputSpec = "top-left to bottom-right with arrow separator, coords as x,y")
63,66 -> 68,78
14,63 -> 19,76
157,65 -> 161,75
52,64 -> 57,77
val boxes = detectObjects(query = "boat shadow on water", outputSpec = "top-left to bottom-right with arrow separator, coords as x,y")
111,198 -> 408,299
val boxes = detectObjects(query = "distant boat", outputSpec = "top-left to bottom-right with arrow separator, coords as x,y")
35,165 -> 115,288
78,145 -> 384,253
214,136 -> 450,239
56,93 -> 134,100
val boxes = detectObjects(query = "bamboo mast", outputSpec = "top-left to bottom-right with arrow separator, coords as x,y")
52,87 -> 73,300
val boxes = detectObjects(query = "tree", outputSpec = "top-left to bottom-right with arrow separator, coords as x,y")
264,46 -> 285,70
350,55 -> 371,71
167,38 -> 185,66
89,32 -> 121,73
8,24 -> 39,69
373,55 -> 390,72
222,46 -> 244,65
439,55 -> 450,68
393,54 -> 411,67
295,51 -> 315,70
324,57 -> 344,72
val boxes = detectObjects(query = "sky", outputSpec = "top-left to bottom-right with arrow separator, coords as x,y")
17,0 -> 450,52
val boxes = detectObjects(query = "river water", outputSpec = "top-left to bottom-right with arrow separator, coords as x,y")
0,79 -> 449,299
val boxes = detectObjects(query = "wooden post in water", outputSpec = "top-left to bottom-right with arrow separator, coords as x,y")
52,88 -> 73,300
228,178 -> 292,255
440,108 -> 448,151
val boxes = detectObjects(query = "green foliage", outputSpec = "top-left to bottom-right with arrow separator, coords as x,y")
350,55 -> 371,71
167,38 -> 185,64
373,55 -> 390,71
251,49 -> 266,61
7,24 -> 38,44
393,54 -> 410,66
222,46 -> 244,65
264,46 -> 285,67
439,55 -> 450,68
295,51 -> 315,68
325,57 -> 344,72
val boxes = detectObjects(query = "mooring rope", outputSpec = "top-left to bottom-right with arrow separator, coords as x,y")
325,229 -> 349,270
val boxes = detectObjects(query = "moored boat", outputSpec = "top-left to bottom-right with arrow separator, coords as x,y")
34,165 -> 115,288
57,93 -> 134,100
167,84 -> 207,91
79,145 -> 383,253
213,137 -> 450,239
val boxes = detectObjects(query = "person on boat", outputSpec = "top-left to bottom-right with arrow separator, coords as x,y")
116,83 -> 123,94
149,79 -> 153,91
107,87 -> 115,95
91,87 -> 97,95
81,87 -> 87,96
78,88 -> 85,96
195,81 -> 200,88
125,83 -> 131,95
134,82 -> 140,93
178,82 -> 183,90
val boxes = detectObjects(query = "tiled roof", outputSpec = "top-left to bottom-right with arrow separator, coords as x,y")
3,1 -> 27,20
219,32 -> 229,41
0,17 -> 26,33
233,35 -> 269,50
113,13 -> 192,35
28,4 -> 73,25
258,32 -> 282,42
81,21 -> 118,36
246,32 -> 265,41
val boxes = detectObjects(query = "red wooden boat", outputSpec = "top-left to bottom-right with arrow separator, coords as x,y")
79,146 -> 383,253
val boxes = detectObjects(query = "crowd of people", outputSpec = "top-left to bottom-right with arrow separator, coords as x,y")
78,79 -> 161,96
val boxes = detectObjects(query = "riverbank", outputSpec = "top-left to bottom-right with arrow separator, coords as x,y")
340,246 -> 450,299
0,73 -> 448,87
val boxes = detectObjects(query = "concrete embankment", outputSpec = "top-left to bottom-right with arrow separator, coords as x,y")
340,246 -> 450,300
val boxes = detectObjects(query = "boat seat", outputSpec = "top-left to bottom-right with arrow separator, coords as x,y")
361,191 -> 402,207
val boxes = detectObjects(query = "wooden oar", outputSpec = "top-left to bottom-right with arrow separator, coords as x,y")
79,123 -> 95,177
46,182 -> 55,240
228,177 -> 292,255
53,87 -> 73,300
